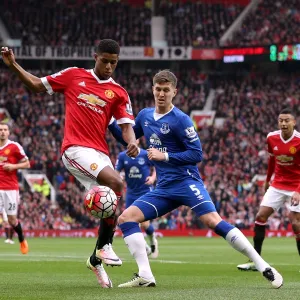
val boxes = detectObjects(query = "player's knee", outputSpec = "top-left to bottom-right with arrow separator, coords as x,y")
118,211 -> 129,225
290,218 -> 300,232
255,213 -> 268,223
7,215 -> 17,227
118,206 -> 144,224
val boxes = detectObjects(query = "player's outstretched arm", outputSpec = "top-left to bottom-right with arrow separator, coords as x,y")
1,47 -> 46,93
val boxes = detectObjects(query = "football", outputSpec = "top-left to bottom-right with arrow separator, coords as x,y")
84,186 -> 117,219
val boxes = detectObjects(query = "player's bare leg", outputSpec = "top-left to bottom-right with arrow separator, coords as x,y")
89,166 -> 123,267
200,212 -> 283,289
237,206 -> 274,271
8,215 -> 28,254
288,211 -> 300,255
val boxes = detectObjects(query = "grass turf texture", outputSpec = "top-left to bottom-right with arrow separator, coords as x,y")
0,237 -> 299,300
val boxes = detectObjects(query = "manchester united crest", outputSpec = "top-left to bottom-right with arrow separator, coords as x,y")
105,90 -> 115,99
4,149 -> 10,155
289,146 -> 297,154
90,163 -> 98,171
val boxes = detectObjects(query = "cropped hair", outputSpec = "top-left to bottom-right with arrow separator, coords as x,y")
153,70 -> 177,88
279,108 -> 294,117
96,39 -> 120,55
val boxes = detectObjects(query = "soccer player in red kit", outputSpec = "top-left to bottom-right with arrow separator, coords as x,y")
0,123 -> 30,253
238,108 -> 300,271
1,40 -> 139,288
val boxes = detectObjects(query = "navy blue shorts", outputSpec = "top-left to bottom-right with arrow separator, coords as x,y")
131,179 -> 216,221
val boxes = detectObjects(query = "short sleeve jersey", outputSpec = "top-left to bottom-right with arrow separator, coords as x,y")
41,68 -> 134,155
0,140 -> 28,190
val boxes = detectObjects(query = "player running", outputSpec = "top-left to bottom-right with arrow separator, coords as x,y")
0,123 -> 30,253
1,40 -> 139,288
109,70 -> 283,289
115,140 -> 158,258
237,108 -> 300,271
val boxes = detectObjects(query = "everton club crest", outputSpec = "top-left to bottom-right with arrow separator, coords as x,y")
160,123 -> 170,134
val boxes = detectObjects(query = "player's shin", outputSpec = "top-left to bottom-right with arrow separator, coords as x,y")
120,222 -> 155,280
253,222 -> 266,255
12,220 -> 25,243
215,220 -> 269,272
4,226 -> 9,239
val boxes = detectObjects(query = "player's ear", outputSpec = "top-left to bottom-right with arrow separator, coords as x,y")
94,53 -> 98,61
173,88 -> 177,97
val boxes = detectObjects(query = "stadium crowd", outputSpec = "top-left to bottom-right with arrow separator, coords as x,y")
3,0 -> 299,49
0,66 -> 299,232
0,0 -> 151,46
227,0 -> 300,46
158,0 -> 243,47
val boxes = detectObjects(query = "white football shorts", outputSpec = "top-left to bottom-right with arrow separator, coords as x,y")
62,146 -> 113,190
0,190 -> 19,216
261,186 -> 300,213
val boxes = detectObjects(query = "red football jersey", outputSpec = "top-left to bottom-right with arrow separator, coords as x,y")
0,140 -> 28,190
267,130 -> 300,192
41,68 -> 134,155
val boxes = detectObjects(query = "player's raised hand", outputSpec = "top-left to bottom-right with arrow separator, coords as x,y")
291,192 -> 300,206
1,47 -> 16,67
126,142 -> 139,158
147,148 -> 165,161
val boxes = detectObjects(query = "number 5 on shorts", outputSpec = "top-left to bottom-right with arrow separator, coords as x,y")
189,184 -> 200,196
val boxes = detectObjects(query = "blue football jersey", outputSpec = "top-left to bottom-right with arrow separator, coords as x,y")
133,106 -> 203,186
116,149 -> 153,195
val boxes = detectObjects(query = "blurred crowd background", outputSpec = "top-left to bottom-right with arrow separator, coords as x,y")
0,0 -> 300,233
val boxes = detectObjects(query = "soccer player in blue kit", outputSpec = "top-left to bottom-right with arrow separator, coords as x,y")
109,70 -> 283,289
115,143 -> 158,258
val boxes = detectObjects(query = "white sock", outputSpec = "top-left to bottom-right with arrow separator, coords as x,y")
225,228 -> 270,272
124,232 -> 155,280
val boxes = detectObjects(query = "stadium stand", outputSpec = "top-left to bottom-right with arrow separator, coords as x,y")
0,0 -> 152,46
226,0 -> 300,46
158,1 -> 243,47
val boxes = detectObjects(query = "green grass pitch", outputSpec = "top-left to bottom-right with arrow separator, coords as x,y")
0,237 -> 299,300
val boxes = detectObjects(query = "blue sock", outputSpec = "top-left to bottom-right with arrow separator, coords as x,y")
119,222 -> 141,238
145,224 -> 154,236
214,220 -> 235,239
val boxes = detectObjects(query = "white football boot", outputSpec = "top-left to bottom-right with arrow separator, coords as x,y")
86,257 -> 112,288
118,273 -> 156,288
96,243 -> 122,266
237,260 -> 257,271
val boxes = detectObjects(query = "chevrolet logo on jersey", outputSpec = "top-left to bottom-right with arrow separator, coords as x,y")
78,93 -> 107,107
276,155 -> 293,163
0,156 -> 7,162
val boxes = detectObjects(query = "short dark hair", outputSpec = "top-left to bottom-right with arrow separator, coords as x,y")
279,108 -> 294,116
153,70 -> 177,88
96,39 -> 120,55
